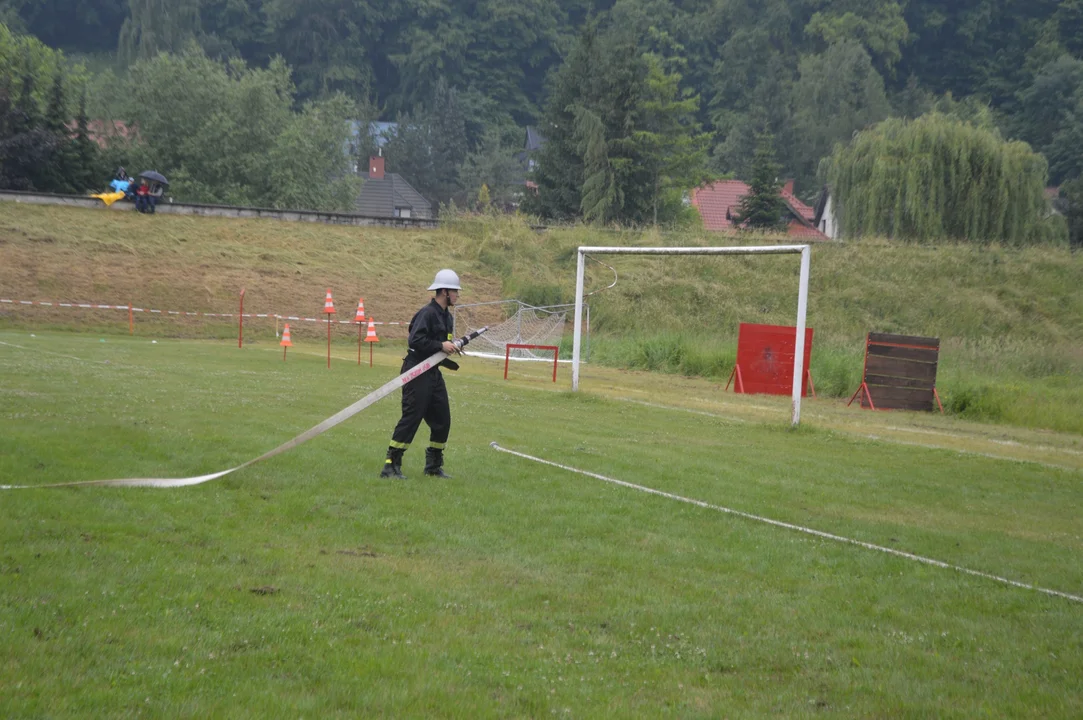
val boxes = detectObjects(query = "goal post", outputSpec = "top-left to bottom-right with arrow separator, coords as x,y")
571,244 -> 812,426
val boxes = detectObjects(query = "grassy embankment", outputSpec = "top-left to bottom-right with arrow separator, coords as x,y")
1,203 -> 1080,432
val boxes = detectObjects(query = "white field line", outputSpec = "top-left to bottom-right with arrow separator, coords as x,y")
490,442 -> 1083,605
604,396 -> 1078,472
0,339 -> 103,364
614,397 -> 748,424
883,424 -> 1083,457
855,433 -> 1079,473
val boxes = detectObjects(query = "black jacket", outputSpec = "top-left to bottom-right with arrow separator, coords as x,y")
404,299 -> 454,369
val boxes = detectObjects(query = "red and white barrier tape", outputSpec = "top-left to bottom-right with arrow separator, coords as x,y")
0,298 -> 407,326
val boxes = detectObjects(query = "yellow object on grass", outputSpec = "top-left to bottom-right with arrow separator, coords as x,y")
90,191 -> 126,207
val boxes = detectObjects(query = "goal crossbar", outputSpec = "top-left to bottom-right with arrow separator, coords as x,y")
572,244 -> 812,426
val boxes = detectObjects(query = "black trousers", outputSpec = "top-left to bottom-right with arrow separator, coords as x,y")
390,364 -> 450,448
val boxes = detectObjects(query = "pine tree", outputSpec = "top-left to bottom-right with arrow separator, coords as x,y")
0,61 -> 56,191
426,79 -> 469,208
732,133 -> 786,230
522,23 -> 599,220
40,71 -> 75,194
13,59 -> 39,135
632,52 -> 712,225
574,105 -> 622,223
72,91 -> 100,193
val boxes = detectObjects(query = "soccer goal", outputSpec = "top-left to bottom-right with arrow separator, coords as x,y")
571,244 -> 812,426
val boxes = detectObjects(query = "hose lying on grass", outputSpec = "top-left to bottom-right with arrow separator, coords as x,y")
1,328 -> 488,490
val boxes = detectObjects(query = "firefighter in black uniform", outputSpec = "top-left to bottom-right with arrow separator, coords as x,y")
379,269 -> 463,479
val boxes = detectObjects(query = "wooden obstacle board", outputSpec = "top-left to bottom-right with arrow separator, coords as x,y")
849,332 -> 943,412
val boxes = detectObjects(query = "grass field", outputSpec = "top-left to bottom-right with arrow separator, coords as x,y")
2,331 -> 1081,717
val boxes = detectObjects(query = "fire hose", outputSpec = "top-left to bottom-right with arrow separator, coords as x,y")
1,327 -> 489,489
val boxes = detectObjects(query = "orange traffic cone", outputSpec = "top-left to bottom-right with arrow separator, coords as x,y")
280,323 -> 292,361
363,317 -> 379,367
323,289 -> 336,314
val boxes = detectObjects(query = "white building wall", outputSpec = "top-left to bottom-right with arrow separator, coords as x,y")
819,193 -> 839,239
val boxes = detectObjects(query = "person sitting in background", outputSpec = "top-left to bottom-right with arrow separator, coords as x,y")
108,176 -> 131,195
115,167 -> 128,181
134,178 -> 151,213
148,182 -> 164,213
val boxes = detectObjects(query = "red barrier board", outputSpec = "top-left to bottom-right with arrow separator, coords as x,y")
730,323 -> 814,396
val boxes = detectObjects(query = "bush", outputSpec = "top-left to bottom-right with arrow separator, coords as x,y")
943,382 -> 1005,422
810,345 -> 863,398
515,283 -> 568,308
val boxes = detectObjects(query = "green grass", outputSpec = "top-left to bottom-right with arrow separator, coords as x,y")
2,331 -> 1081,717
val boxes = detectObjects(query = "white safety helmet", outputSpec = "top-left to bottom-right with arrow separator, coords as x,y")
428,269 -> 461,291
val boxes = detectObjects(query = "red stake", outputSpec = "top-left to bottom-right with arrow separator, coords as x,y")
128,302 -> 133,334
238,288 -> 245,349
322,288 -> 336,369
358,323 -> 362,365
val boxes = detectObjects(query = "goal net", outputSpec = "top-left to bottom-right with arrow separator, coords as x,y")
453,300 -> 571,361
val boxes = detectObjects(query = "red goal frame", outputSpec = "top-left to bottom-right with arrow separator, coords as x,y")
504,344 -> 559,383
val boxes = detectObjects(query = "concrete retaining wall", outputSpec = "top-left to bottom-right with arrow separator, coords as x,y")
0,190 -> 439,229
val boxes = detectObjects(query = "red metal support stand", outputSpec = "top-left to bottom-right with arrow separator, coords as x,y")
847,382 -> 875,410
504,344 -> 560,383
725,365 -> 745,393
238,288 -> 245,348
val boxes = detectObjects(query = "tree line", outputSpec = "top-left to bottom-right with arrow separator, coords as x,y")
3,1 -> 1078,181
0,1 -> 1081,243
0,25 -> 99,193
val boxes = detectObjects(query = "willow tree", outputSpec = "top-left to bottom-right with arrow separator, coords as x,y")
119,0 -> 201,65
826,113 -> 1049,244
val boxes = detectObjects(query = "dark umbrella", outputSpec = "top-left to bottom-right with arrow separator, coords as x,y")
139,170 -> 168,184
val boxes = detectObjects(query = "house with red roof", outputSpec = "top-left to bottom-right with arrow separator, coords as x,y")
690,179 -> 828,240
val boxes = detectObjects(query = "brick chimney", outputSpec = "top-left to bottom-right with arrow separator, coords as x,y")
782,179 -> 794,195
369,155 -> 385,180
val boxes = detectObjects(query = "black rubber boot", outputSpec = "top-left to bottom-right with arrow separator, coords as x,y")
379,447 -> 407,479
424,447 -> 451,478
